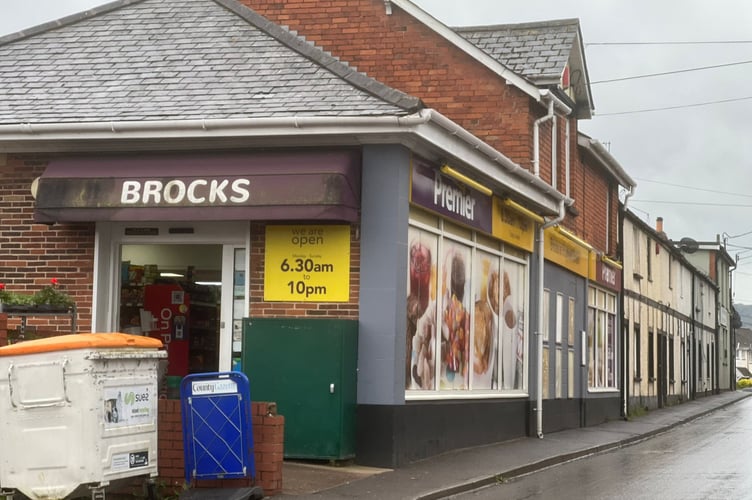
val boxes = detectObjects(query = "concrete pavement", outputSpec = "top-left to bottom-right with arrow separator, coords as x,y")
274,390 -> 752,499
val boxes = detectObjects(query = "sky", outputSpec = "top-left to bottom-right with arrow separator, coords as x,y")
2,1 -> 752,303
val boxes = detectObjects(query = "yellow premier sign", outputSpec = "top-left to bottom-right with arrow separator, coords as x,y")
544,227 -> 590,278
264,225 -> 351,302
491,198 -> 536,252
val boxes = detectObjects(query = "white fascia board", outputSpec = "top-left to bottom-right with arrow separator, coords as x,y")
0,111 -> 565,214
391,0 -> 541,101
578,134 -> 636,189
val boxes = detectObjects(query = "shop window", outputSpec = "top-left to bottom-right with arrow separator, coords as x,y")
587,286 -> 617,390
406,218 -> 528,397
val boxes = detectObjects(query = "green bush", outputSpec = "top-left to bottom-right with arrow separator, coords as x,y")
737,378 -> 752,389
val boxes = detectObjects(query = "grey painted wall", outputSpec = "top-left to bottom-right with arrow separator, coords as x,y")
358,144 -> 411,405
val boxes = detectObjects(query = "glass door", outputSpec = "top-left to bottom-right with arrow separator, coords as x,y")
96,221 -> 249,374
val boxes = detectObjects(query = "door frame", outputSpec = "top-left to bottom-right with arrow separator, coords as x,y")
94,221 -> 250,372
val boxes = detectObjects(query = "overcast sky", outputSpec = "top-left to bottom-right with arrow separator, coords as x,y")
2,0 -> 752,303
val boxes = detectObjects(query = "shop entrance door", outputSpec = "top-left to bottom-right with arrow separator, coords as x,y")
95,222 -> 248,374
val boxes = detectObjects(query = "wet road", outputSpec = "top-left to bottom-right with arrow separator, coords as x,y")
454,397 -> 752,500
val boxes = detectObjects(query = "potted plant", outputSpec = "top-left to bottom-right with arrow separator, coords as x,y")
0,279 -> 74,313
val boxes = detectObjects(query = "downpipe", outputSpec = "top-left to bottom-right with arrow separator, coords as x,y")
536,199 -> 568,438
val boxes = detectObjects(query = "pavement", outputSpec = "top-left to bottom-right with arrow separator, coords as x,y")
274,390 -> 752,499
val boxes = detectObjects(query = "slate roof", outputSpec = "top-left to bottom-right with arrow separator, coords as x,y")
0,0 -> 422,125
454,19 -> 580,84
454,19 -> 593,118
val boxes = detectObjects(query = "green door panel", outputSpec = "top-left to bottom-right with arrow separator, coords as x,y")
242,317 -> 358,460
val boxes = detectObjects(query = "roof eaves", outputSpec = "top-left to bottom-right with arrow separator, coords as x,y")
0,0 -> 143,47
569,23 -> 595,117
578,132 -> 636,188
215,0 -> 424,113
390,0 -> 541,102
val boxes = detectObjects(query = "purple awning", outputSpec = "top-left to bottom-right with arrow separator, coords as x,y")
33,150 -> 361,223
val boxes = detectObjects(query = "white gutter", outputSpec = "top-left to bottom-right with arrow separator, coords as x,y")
565,119 -> 571,198
0,109 -> 572,213
532,89 -> 573,439
536,200 -> 568,439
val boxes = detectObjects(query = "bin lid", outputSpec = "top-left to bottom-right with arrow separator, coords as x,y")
0,333 -> 163,356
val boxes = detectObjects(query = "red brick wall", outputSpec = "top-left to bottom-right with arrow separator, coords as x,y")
0,154 -> 94,333
249,222 -> 360,319
565,152 -> 615,254
245,0 -> 614,257
245,0 -> 536,167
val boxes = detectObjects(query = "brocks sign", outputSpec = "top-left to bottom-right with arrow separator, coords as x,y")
32,150 -> 363,223
120,178 -> 251,205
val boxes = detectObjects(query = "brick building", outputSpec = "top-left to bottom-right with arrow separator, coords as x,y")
0,0 -> 580,481
244,0 -> 635,463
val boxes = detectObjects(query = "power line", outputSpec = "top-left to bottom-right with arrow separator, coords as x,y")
634,177 -> 752,198
597,95 -> 752,116
591,60 -> 752,84
630,199 -> 752,207
587,40 -> 752,46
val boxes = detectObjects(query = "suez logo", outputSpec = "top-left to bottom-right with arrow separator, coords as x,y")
123,391 -> 150,404
120,178 -> 251,205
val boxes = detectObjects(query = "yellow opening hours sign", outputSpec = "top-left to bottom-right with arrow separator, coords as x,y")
264,225 -> 351,302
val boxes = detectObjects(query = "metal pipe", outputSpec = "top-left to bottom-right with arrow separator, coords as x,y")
536,199 -> 568,438
533,99 -> 555,177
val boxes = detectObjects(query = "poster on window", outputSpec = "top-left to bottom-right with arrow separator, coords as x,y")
406,228 -> 438,390
472,251 -> 499,390
440,241 -> 471,390
501,261 -> 525,390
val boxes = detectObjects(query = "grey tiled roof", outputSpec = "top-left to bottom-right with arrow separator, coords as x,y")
0,0 -> 422,125
454,19 -> 580,85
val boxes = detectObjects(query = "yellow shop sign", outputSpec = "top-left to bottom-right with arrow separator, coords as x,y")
492,198 -> 536,252
264,225 -> 351,302
544,227 -> 590,277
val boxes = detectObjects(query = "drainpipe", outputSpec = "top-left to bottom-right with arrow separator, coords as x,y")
533,99 -> 555,177
536,199 -> 568,438
565,119 -> 570,198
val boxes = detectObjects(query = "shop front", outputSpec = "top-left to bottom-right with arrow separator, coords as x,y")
354,155 -> 544,467
31,149 -> 362,378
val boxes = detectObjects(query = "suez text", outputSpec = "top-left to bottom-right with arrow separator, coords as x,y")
120,179 -> 251,205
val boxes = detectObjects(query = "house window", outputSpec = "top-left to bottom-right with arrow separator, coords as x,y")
634,323 -> 641,381
648,328 -> 655,381
668,256 -> 673,289
587,286 -> 617,390
669,336 -> 675,383
632,226 -> 641,274
647,238 -> 653,281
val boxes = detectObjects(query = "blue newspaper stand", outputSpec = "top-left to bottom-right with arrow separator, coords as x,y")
180,372 -> 263,500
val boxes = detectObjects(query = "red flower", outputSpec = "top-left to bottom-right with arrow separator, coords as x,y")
0,284 -> 4,291
50,278 -> 58,286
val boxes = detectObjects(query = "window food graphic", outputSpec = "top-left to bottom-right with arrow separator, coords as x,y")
406,228 -> 438,390
502,262 -> 525,390
103,385 -> 154,428
472,251 -> 499,390
440,241 -> 471,390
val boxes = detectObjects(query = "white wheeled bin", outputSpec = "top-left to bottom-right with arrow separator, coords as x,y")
0,333 -> 166,499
